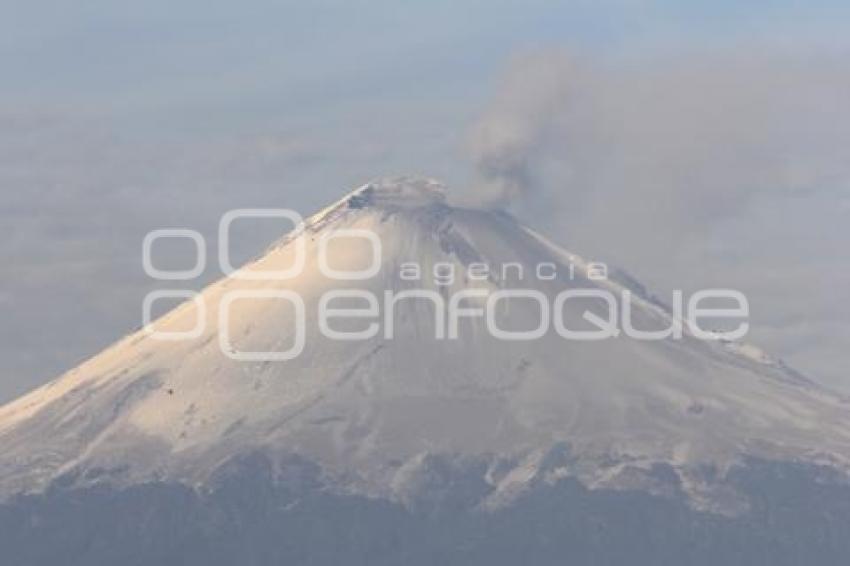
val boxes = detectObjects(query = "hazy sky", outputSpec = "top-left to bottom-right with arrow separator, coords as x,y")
1,0 -> 849,401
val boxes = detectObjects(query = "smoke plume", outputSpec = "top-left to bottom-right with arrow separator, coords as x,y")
467,51 -> 575,208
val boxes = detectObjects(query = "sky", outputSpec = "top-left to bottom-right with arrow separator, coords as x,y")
0,0 -> 849,402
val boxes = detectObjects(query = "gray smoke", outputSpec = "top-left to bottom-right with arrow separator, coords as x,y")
467,51 -> 575,208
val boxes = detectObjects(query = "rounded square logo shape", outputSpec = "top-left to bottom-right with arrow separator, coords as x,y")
142,290 -> 206,340
143,229 -> 206,281
318,229 -> 382,280
218,289 -> 305,361
219,209 -> 305,280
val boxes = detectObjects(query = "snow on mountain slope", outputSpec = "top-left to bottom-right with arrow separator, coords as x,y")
1,176 -> 848,512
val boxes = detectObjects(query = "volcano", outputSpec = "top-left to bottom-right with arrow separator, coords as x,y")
2,177 -> 850,565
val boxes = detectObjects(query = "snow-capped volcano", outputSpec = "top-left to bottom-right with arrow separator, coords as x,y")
2,176 -> 848,514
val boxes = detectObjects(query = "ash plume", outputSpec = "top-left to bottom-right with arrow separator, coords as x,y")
467,51 -> 575,208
